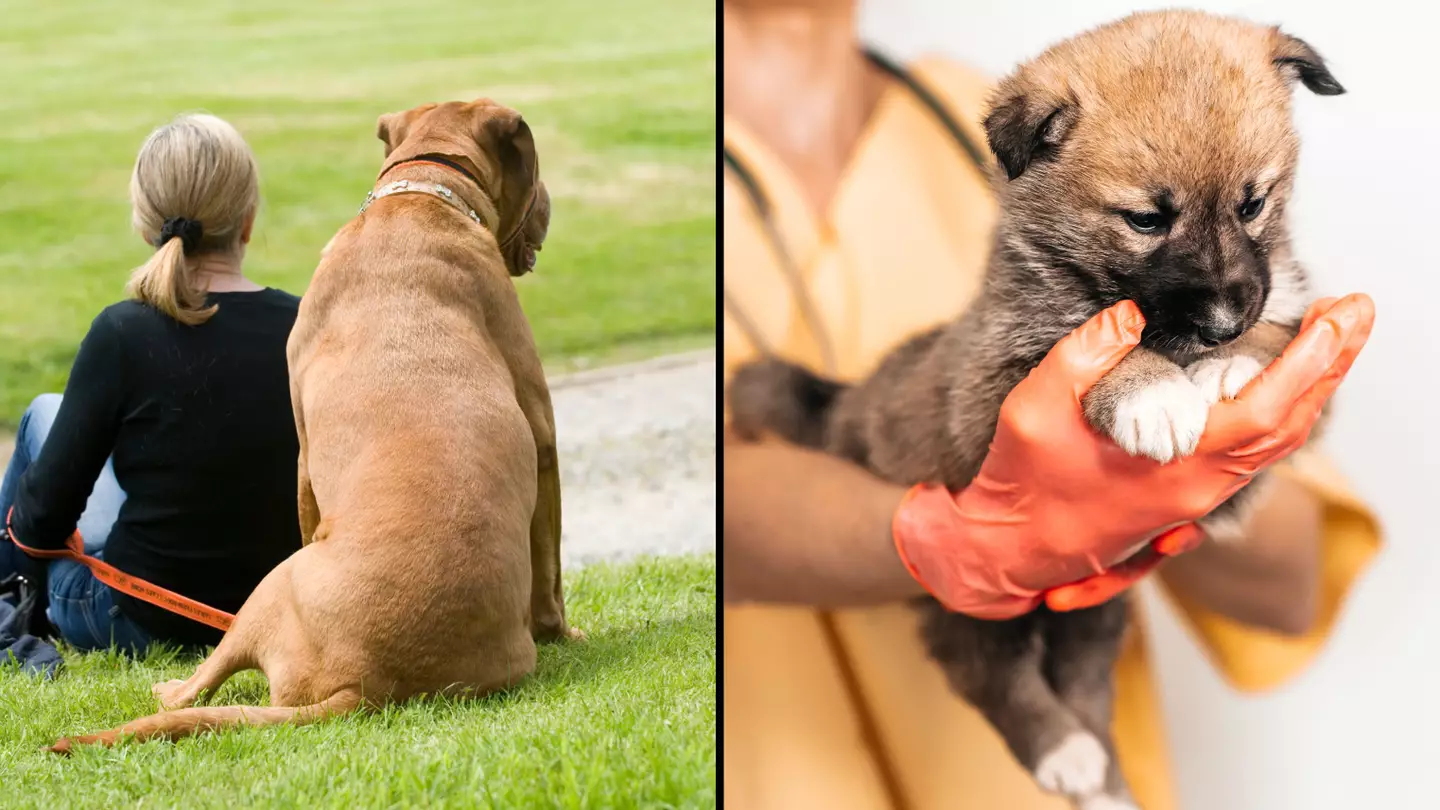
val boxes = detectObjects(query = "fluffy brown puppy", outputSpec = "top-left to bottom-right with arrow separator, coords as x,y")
48,98 -> 580,754
729,11 -> 1342,809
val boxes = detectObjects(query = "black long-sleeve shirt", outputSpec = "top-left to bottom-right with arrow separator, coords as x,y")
9,289 -> 303,646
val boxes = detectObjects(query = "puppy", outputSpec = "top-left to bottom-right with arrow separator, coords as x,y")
729,10 -> 1342,809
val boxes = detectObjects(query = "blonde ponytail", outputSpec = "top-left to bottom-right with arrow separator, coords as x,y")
126,235 -> 215,325
126,113 -> 260,325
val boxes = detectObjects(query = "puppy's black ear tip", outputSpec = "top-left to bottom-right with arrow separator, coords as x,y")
1307,76 -> 1346,95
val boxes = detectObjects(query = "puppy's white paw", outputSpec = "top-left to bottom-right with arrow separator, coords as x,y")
1109,375 -> 1209,464
1079,795 -> 1141,810
1034,731 -> 1108,798
1187,355 -> 1264,405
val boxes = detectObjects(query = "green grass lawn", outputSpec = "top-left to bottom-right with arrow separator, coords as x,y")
0,555 -> 716,808
0,0 -> 717,427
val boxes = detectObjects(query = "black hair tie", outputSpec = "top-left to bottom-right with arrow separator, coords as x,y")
155,217 -> 203,253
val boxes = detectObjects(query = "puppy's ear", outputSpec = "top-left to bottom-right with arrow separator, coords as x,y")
477,106 -> 539,221
982,84 -> 1077,181
1273,33 -> 1345,96
376,103 -> 438,157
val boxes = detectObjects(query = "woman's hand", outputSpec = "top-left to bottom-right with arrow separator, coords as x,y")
893,294 -> 1375,620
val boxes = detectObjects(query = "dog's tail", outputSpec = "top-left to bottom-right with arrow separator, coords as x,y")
728,358 -> 848,449
46,689 -> 364,755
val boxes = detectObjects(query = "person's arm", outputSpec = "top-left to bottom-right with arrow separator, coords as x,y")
9,310 -> 127,550
723,426 -> 922,606
1158,474 -> 1322,636
725,295 -> 1373,619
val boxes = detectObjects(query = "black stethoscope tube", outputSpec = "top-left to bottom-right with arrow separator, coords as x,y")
722,48 -> 990,375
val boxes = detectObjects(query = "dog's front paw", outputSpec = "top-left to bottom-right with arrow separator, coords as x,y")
1108,374 -> 1209,464
1186,355 -> 1265,405
533,620 -> 587,644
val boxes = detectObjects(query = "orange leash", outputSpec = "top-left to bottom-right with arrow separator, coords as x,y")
5,506 -> 234,633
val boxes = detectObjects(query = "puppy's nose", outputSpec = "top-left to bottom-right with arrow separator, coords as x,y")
1196,321 -> 1244,347
1192,298 -> 1247,347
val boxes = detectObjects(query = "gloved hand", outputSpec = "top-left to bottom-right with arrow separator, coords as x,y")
891,293 -> 1375,620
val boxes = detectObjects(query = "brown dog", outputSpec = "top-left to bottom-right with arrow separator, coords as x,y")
48,98 -> 578,752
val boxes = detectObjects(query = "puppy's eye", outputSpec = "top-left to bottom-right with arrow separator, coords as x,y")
1123,211 -> 1166,234
1237,197 -> 1266,223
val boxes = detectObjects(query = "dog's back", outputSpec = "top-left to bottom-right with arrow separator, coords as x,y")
289,191 -> 540,684
295,197 -> 538,537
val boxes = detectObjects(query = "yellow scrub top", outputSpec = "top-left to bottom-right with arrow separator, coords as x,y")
722,55 -> 1383,810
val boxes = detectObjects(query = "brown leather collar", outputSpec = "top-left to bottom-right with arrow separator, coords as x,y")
378,155 -> 484,189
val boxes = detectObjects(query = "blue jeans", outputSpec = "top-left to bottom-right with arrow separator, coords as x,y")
0,394 -> 151,653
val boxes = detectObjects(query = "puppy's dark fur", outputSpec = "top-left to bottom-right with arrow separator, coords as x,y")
729,11 -> 1342,809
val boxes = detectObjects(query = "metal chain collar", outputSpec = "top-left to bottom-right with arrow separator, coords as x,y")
358,179 -> 485,227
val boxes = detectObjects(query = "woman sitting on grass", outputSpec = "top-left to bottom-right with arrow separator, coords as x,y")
0,113 -> 303,653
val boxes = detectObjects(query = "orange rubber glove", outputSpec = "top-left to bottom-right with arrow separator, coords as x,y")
892,293 -> 1375,620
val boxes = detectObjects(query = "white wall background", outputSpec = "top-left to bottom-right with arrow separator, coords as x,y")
858,2 -> 1440,808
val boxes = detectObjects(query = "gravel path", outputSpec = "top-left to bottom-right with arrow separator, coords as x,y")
551,350 -> 716,567
0,350 -> 718,567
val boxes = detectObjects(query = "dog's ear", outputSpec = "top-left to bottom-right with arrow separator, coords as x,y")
982,84 -> 1077,181
376,103 -> 439,157
477,106 -> 539,218
1273,32 -> 1345,96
